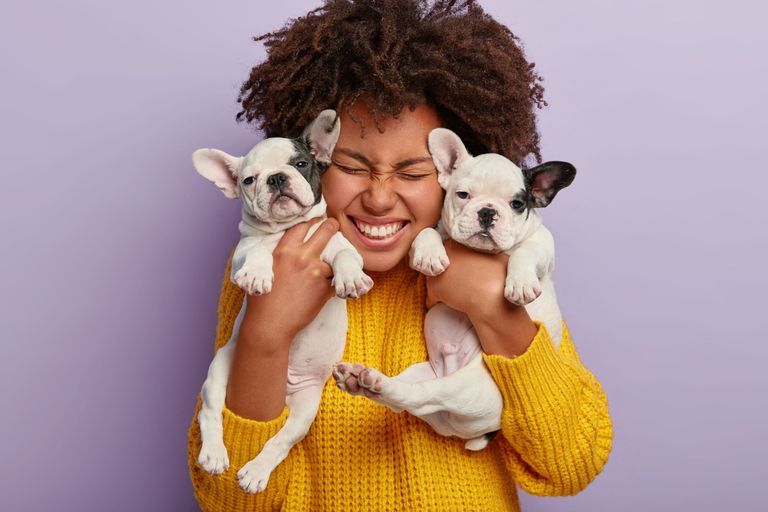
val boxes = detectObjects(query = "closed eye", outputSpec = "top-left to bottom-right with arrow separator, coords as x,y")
397,171 -> 432,181
333,162 -> 368,175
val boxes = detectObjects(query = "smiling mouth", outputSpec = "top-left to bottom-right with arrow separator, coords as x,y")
350,217 -> 409,240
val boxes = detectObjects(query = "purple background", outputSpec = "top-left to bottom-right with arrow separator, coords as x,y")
1,0 -> 766,510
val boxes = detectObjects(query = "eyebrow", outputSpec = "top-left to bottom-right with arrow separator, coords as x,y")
334,148 -> 434,171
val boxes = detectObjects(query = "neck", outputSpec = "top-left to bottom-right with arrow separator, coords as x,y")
239,199 -> 328,236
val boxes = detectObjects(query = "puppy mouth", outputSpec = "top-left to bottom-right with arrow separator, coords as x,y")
269,192 -> 309,210
349,216 -> 409,240
467,230 -> 501,252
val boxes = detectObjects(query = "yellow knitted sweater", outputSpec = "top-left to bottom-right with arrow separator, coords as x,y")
188,257 -> 612,511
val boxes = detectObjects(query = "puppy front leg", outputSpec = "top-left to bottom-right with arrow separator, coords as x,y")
237,385 -> 324,494
232,233 -> 283,295
320,232 -> 373,298
409,227 -> 449,276
504,226 -> 556,305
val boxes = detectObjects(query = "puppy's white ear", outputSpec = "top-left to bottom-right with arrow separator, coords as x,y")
428,128 -> 471,189
302,109 -> 340,164
192,149 -> 242,199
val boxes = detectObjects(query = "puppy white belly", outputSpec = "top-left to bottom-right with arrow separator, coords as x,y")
522,274 -> 562,346
286,297 -> 347,394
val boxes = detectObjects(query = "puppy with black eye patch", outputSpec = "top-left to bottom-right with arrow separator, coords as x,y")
333,127 -> 574,451
192,110 -> 373,494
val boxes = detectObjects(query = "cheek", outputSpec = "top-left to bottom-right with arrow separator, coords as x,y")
321,169 -> 355,217
403,180 -> 443,225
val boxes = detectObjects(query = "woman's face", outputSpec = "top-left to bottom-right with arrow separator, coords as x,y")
322,103 -> 444,272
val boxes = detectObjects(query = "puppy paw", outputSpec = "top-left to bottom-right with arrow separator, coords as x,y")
237,458 -> 273,494
332,269 -> 374,299
504,273 -> 542,305
234,265 -> 274,295
409,244 -> 450,276
198,442 -> 230,475
333,362 -> 385,396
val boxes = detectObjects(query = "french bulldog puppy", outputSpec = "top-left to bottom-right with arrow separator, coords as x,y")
193,110 -> 373,493
333,128 -> 574,450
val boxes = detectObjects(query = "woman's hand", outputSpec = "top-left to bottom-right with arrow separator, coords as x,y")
425,239 -> 538,357
226,218 -> 340,420
242,218 -> 340,344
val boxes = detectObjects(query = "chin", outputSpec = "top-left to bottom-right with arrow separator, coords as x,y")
359,248 -> 410,272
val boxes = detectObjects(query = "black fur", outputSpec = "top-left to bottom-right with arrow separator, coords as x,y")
290,138 -> 324,204
522,161 -> 576,208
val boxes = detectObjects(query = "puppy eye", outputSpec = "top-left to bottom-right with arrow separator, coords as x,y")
511,199 -> 525,209
295,161 -> 308,169
456,191 -> 470,200
242,177 -> 254,185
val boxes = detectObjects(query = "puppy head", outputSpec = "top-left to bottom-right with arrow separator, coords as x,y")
428,128 -> 575,252
192,110 -> 340,222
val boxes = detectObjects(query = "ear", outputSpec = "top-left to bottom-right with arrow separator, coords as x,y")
192,148 -> 242,199
302,109 -> 340,164
428,128 -> 472,189
523,161 -> 576,208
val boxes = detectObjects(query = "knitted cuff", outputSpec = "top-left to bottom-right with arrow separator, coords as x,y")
190,403 -> 292,512
482,321 -> 572,407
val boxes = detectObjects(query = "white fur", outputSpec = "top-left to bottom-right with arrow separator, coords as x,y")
335,128 -> 569,450
193,111 -> 375,493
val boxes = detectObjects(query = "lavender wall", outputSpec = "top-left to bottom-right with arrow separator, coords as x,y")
1,1 -> 765,510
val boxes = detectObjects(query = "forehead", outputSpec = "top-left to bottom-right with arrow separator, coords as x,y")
243,138 -> 299,171
454,154 -> 526,194
333,103 -> 441,166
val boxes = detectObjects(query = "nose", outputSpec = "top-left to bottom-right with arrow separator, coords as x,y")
478,207 -> 497,229
361,178 -> 397,215
266,172 -> 289,191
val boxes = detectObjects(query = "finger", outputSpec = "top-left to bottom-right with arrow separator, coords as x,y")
279,217 -> 324,247
303,217 -> 340,254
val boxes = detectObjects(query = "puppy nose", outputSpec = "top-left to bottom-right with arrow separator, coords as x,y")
478,207 -> 497,229
266,172 -> 289,191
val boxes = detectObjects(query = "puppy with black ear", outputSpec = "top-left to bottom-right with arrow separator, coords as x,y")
192,110 -> 373,493
333,127 -> 574,451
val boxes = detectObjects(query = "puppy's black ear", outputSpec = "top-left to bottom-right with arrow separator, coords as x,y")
428,128 -> 471,190
302,109 -> 340,164
523,161 -> 576,208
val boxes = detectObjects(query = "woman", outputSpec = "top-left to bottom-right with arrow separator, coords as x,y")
188,1 -> 613,510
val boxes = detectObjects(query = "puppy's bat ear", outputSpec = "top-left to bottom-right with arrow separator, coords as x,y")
192,148 -> 243,199
302,109 -> 340,164
428,128 -> 472,189
523,161 -> 576,208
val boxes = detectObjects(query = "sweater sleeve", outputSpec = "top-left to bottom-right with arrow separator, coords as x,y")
187,252 -> 292,512
481,321 -> 613,496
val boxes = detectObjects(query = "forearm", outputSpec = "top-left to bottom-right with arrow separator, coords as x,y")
469,296 -> 537,357
225,302 -> 291,421
482,323 -> 613,495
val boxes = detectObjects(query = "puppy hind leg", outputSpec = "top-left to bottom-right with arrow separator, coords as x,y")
391,362 -> 437,384
197,341 -> 235,475
237,385 -> 324,494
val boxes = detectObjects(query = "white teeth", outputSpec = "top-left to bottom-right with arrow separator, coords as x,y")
354,219 -> 405,239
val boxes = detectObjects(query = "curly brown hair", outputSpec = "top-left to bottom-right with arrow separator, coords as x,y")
236,0 -> 546,164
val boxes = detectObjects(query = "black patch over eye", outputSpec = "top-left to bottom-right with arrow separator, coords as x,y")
511,199 -> 525,210
295,161 -> 308,169
456,191 -> 470,199
242,177 -> 254,185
